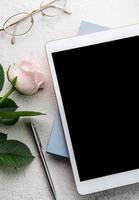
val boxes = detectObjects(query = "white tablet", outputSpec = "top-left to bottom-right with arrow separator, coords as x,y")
45,24 -> 139,195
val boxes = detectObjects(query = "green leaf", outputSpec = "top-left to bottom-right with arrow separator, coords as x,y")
0,117 -> 19,126
0,140 -> 35,167
0,64 -> 5,92
11,77 -> 17,87
0,111 -> 45,126
0,98 -> 18,111
6,66 -> 10,82
0,132 -> 7,142
0,111 -> 45,118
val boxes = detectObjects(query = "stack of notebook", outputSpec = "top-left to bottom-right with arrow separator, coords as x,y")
46,21 -> 109,158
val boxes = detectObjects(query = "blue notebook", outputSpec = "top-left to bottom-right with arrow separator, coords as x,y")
46,21 -> 109,158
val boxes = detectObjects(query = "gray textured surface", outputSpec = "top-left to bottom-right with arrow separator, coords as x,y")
0,0 -> 139,199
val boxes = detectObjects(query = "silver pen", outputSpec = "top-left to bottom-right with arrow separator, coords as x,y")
30,122 -> 57,200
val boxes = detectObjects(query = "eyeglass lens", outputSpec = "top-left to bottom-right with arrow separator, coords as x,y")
3,12 -> 33,36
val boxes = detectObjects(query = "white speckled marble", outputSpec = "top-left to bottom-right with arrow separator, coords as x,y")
1,0 -> 139,200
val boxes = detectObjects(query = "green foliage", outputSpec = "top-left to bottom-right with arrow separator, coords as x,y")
0,64 -> 44,169
0,132 -> 7,142
0,64 -> 5,92
11,76 -> 17,87
0,133 -> 34,168
0,98 -> 18,111
0,111 -> 45,125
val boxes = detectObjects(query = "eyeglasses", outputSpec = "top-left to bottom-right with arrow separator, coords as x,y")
0,0 -> 70,45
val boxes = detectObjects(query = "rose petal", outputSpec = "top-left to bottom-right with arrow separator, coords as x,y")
34,71 -> 45,88
16,75 -> 39,95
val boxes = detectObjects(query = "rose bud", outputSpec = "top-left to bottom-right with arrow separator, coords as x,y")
8,59 -> 46,95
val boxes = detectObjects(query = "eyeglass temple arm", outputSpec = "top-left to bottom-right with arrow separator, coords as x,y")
11,24 -> 16,45
46,5 -> 71,14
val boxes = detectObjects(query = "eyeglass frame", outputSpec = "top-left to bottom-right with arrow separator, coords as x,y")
0,0 -> 70,44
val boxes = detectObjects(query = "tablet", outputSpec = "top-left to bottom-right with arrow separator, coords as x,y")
45,24 -> 139,195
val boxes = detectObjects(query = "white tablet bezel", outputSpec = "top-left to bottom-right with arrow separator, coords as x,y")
45,24 -> 139,195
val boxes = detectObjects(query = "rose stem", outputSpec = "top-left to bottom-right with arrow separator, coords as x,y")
0,87 -> 15,104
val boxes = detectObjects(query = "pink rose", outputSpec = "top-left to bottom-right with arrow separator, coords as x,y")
8,58 -> 45,95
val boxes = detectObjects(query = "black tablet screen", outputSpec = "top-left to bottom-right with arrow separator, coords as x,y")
52,36 -> 139,181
